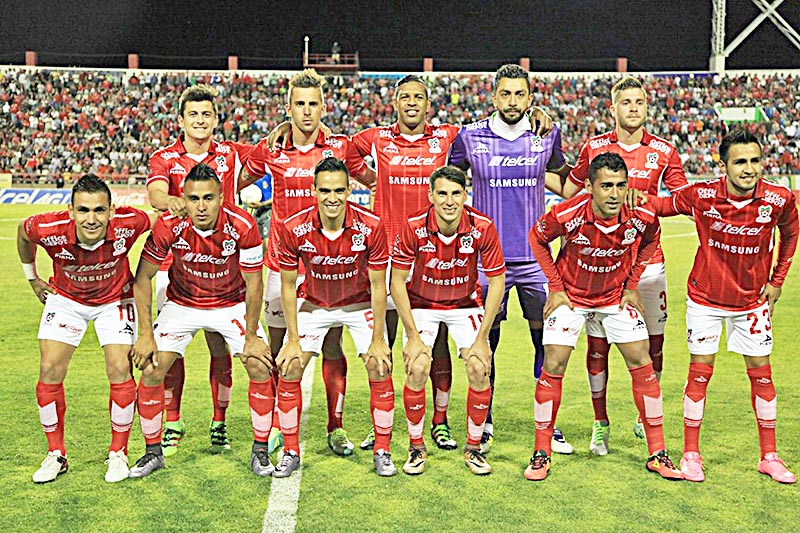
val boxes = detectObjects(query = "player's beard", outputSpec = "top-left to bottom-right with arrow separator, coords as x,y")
498,107 -> 525,126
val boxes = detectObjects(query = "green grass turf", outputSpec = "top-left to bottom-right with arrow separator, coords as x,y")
0,205 -> 797,532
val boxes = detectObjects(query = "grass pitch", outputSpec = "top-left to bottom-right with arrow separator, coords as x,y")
0,205 -> 797,532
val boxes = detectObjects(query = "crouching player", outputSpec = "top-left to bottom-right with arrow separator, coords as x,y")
525,153 -> 682,481
391,166 -> 506,476
646,129 -> 798,483
273,157 -> 396,477
128,163 -> 273,478
19,174 -> 154,483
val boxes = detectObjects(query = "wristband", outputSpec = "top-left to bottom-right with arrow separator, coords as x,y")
22,262 -> 37,280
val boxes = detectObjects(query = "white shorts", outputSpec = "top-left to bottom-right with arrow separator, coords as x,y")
543,304 -> 649,348
638,262 -> 668,335
154,301 -> 266,356
155,270 -> 170,313
405,307 -> 485,352
265,269 -> 305,328
297,300 -> 381,355
686,298 -> 772,357
38,293 -> 137,348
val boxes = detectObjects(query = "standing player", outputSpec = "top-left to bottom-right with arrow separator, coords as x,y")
449,64 -> 573,454
128,164 -> 274,478
240,69 -> 374,457
646,129 -> 798,483
525,153 -> 682,481
273,157 -> 396,477
562,77 -> 688,452
19,174 -> 153,483
147,84 -> 256,456
392,166 -> 506,475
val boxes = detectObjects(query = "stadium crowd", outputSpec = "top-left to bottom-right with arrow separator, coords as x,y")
1,68 -> 799,184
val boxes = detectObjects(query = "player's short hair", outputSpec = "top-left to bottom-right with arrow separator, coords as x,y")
184,163 -> 221,187
719,128 -> 761,163
588,152 -> 628,183
430,165 -> 467,190
179,84 -> 218,116
71,173 -> 111,204
611,76 -> 645,104
288,69 -> 326,104
394,74 -> 431,100
314,157 -> 350,186
493,64 -> 529,92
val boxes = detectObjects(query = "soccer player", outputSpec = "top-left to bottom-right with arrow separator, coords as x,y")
525,153 -> 682,481
239,69 -> 374,457
562,76 -> 688,452
19,174 -> 154,483
147,84 -> 256,456
449,63 -> 573,455
128,164 -> 273,478
392,165 -> 506,476
273,157 -> 395,477
645,128 -> 798,483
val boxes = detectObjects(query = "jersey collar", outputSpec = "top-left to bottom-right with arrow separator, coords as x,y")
719,174 -> 767,200
310,202 -> 356,231
176,135 -> 219,155
390,122 -> 433,137
283,129 -> 327,151
608,128 -> 653,146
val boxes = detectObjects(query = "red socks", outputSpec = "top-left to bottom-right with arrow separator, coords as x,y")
586,335 -> 610,423
747,365 -> 777,459
209,354 -> 232,423
277,378 -> 302,454
248,379 -> 275,442
109,379 -> 136,454
683,362 -> 713,453
369,378 -> 394,452
137,382 -> 165,446
322,356 -> 347,433
163,358 -> 185,423
534,371 -> 563,455
431,355 -> 452,425
466,387 -> 491,446
36,381 -> 66,453
403,385 -> 426,447
629,363 -> 665,454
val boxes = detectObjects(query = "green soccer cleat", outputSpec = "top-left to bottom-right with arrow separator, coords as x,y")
268,429 -> 284,455
589,420 -> 610,456
161,419 -> 186,458
210,421 -> 231,453
431,423 -> 458,450
327,428 -> 355,456
359,427 -> 375,451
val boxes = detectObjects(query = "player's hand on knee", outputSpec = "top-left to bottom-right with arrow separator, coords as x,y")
544,291 -> 573,319
276,340 -> 303,377
29,278 -> 56,304
242,334 -> 272,371
131,335 -> 157,370
364,340 -> 392,378
403,337 -> 430,374
465,338 -> 492,377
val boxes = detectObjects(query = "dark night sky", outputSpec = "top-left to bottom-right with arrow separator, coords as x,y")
3,0 -> 799,71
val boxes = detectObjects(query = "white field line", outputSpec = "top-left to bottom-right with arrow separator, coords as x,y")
663,232 -> 697,239
262,357 -> 316,533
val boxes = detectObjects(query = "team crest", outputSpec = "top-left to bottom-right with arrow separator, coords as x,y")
221,239 -> 236,256
459,235 -> 474,253
621,228 -> 637,245
215,155 -> 229,173
428,138 -> 442,154
756,204 -> 772,224
112,238 -> 127,256
45,312 -> 55,323
322,149 -> 334,159
530,134 -> 544,153
645,152 -> 659,170
351,232 -> 366,251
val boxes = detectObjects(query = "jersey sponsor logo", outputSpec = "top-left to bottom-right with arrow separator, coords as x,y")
629,218 -> 647,233
421,273 -> 469,286
414,227 -> 429,239
645,152 -> 659,169
419,240 -> 436,253
762,190 -> 787,207
577,257 -> 622,273
756,204 -> 772,224
292,222 -> 314,237
432,128 -> 448,138
285,188 -> 313,197
488,178 -> 538,188
389,155 -> 437,166
647,139 -> 672,155
351,232 -> 366,251
565,216 -> 584,232
62,258 -> 120,272
702,206 -> 722,219
324,137 -> 343,149
181,251 -> 229,264
41,235 -> 68,247
428,138 -> 442,153
310,255 -> 357,265
275,153 -> 291,164
215,155 -> 229,173
169,163 -> 187,175
628,168 -> 651,180
706,238 -> 760,254
578,246 -> 626,257
284,167 -> 314,178
621,228 -> 637,245
472,142 -> 490,155
172,220 -> 190,235
352,220 -> 373,237
55,248 -> 76,260
172,237 -> 191,250
160,151 -> 180,160
697,188 -> 716,199
571,233 -> 591,246
388,176 -> 429,185
216,144 -> 231,154
298,239 -> 317,253
710,221 -> 764,236
530,135 -> 544,153
310,269 -> 358,280
459,235 -> 474,253
379,129 -> 394,138
114,227 -> 136,239
382,142 -> 400,154
221,239 -> 236,257
589,137 -> 611,150
425,257 -> 468,270
224,222 -> 240,240
464,121 -> 487,130
488,155 -> 538,167
112,238 -> 127,256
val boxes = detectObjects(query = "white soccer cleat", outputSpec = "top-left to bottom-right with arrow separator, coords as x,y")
32,450 -> 68,483
551,427 -> 574,455
104,450 -> 130,483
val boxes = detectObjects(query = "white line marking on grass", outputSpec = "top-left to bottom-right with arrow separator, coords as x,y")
262,357 -> 316,533
663,232 -> 697,239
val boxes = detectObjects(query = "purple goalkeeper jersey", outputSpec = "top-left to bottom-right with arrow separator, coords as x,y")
449,114 -> 565,264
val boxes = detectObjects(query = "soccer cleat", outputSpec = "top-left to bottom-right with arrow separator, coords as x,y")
360,427 -> 375,451
551,427 -> 574,455
402,447 -> 427,475
104,450 -> 130,483
327,428 -> 355,457
524,450 -> 551,481
646,450 -> 683,480
758,453 -> 797,484
431,423 -> 458,450
479,430 -> 494,455
589,420 -> 610,456
464,449 -> 492,475
250,449 -> 275,477
268,429 -> 284,455
373,449 -> 398,477
272,451 -> 301,478
32,450 -> 68,483
128,452 -> 166,479
633,417 -> 645,441
680,452 -> 705,482
161,419 -> 186,457
210,421 -> 231,453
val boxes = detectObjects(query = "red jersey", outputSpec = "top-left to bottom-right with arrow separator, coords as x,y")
141,203 -> 263,309
649,176 -> 799,311
352,123 -> 460,247
24,206 -> 151,306
393,205 -> 505,310
245,131 -> 366,271
568,129 -> 686,264
278,202 -> 388,308
529,194 -> 660,308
